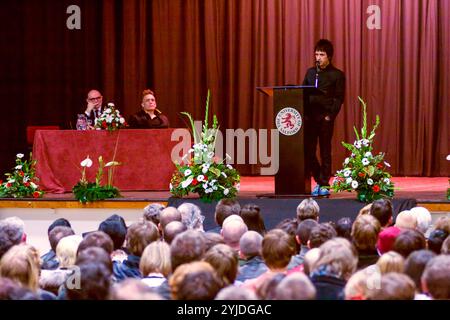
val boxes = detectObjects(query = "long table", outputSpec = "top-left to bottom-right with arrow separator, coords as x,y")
33,129 -> 179,193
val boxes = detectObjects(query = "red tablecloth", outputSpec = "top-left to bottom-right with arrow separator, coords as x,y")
33,129 -> 179,193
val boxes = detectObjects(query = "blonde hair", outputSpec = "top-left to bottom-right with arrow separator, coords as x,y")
56,234 -> 83,268
139,241 -> 171,277
0,244 -> 40,291
376,251 -> 405,274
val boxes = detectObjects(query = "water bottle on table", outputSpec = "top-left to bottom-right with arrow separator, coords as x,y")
76,114 -> 88,130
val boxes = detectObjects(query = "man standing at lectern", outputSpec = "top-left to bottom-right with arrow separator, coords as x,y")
302,39 -> 345,196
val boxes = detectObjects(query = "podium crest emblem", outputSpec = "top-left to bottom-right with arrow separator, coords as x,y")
275,107 -> 302,136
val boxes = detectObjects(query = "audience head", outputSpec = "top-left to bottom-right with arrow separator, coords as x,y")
344,267 -> 376,300
274,273 -> 316,300
409,207 -> 432,234
427,229 -> 448,254
78,231 -> 114,255
170,230 -> 206,271
140,241 -> 171,278
335,217 -> 353,241
177,203 -> 205,231
215,286 -> 257,300
351,214 -> 381,251
295,219 -> 319,246
313,238 -> 357,280
433,216 -> 450,234
394,210 -> 417,230
393,229 -> 426,258
262,229 -> 296,270
109,278 -> 163,300
86,89 -> 103,109
48,226 -> 75,252
296,198 -> 320,222
163,221 -> 187,244
221,216 -> 248,250
143,203 -> 165,226
0,244 -> 40,292
376,251 -> 405,274
421,255 -> 450,299
203,232 -> 225,252
98,214 -> 127,250
66,262 -> 111,300
56,235 -> 83,268
126,220 -> 160,257
0,277 -> 38,300
0,219 -> 25,258
203,244 -> 239,285
159,207 -> 182,230
441,235 -> 450,254
215,198 -> 241,227
169,261 -> 223,300
303,248 -> 320,276
239,230 -> 263,259
404,249 -> 436,292
76,246 -> 112,273
370,198 -> 393,228
239,204 -> 266,235
308,223 -> 337,249
357,203 -> 372,217
275,218 -> 299,252
47,218 -> 71,234
376,226 -> 402,254
367,272 -> 415,300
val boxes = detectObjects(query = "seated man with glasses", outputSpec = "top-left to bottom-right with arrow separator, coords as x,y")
83,89 -> 104,129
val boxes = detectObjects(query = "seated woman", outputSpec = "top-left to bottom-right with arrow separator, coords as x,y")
128,89 -> 169,128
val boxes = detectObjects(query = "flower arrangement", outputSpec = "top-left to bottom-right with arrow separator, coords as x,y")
94,103 -> 127,131
0,153 -> 44,198
170,91 -> 240,203
330,97 -> 395,203
72,155 -> 121,203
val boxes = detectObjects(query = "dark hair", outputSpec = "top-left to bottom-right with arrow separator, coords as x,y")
77,231 -> 114,255
66,262 -> 111,300
48,218 -> 71,234
216,199 -> 241,225
370,199 -> 393,227
296,219 -> 319,245
203,244 -> 239,286
214,205 -> 235,227
393,229 -> 426,258
98,214 -> 127,250
275,218 -> 299,252
170,230 -> 206,271
126,221 -> 160,256
314,39 -> 334,60
404,249 -> 436,292
76,247 -> 113,274
0,277 -> 39,300
335,217 -> 353,241
256,273 -> 286,300
49,226 -> 75,251
239,204 -> 266,235
309,223 -> 337,248
175,269 -> 223,300
262,229 -> 296,269
427,229 -> 448,254
421,255 -> 450,299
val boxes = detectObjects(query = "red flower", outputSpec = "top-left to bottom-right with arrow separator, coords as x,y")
6,183 -> 12,188
0,180 -> 2,184
373,185 -> 380,193
376,163 -> 383,169
204,175 -> 208,181
24,182 -> 30,187
102,121 -> 107,128
33,191 -> 40,198
358,172 -> 365,177
18,171 -> 24,177
192,178 -> 198,186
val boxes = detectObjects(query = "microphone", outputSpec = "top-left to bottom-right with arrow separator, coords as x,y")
315,61 -> 320,88
315,60 -> 320,72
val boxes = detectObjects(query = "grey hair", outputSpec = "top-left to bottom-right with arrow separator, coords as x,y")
143,203 -> 165,224
177,203 -> 204,230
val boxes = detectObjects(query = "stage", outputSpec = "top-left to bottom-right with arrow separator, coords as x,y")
0,176 -> 448,253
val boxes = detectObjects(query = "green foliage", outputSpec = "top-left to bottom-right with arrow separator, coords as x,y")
72,181 -> 120,204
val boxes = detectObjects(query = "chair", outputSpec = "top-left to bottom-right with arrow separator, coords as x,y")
26,125 -> 60,150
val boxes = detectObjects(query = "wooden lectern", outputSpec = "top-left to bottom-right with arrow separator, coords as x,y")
257,85 -> 320,196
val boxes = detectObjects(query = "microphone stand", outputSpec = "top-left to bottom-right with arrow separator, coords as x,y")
315,62 -> 320,88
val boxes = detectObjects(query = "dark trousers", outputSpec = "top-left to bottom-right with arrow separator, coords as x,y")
304,116 -> 335,187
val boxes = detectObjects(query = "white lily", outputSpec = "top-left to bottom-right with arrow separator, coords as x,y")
80,157 -> 93,167
15,165 -> 22,170
447,154 -> 450,161
384,161 -> 391,167
30,182 -> 38,189
365,152 -> 372,158
16,153 -> 24,159
344,158 -> 350,165
105,161 -> 120,167
367,178 -> 374,185
181,176 -> 193,188
346,177 -> 353,184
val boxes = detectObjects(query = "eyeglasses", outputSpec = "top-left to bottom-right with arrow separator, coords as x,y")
88,96 -> 102,102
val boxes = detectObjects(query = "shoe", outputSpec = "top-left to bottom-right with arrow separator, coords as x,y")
311,185 -> 320,196
318,187 -> 330,196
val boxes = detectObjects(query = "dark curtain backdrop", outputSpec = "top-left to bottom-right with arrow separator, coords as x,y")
0,0 -> 448,177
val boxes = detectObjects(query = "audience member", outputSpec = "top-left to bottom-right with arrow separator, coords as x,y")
376,225 -> 402,254
421,255 -> 450,299
203,232 -> 225,252
441,235 -> 450,254
366,272 -> 415,300
394,210 -> 417,230
0,218 -> 26,259
433,216 -> 450,234
0,277 -> 39,300
239,204 -> 266,235
351,215 -> 381,269
66,262 -> 111,300
308,223 -> 337,249
109,278 -> 164,300
376,251 -> 404,274
178,203 -> 205,231
170,230 -> 207,272
255,273 -> 286,300
98,214 -> 127,252
404,249 -> 436,299
143,203 -> 165,226
296,198 -> 320,222
275,218 -> 300,253
209,198 -> 241,233
427,229 -> 448,254
334,217 -> 353,241
409,206 -> 432,235
41,226 -> 75,270
77,231 -> 114,256
140,241 -> 171,289
215,286 -> 257,300
393,229 -> 426,258
357,203 -> 372,217
237,231 -> 268,282
163,221 -> 187,244
203,244 -> 239,286
221,216 -> 248,251
303,248 -> 321,276
369,198 -> 393,229
273,273 -> 316,300
287,219 -> 318,270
